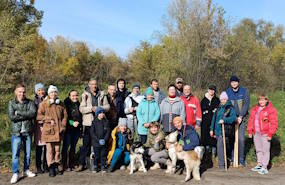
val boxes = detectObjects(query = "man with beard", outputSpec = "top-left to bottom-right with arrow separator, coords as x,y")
175,78 -> 184,97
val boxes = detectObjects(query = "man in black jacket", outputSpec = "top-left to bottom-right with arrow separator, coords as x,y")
90,107 -> 110,173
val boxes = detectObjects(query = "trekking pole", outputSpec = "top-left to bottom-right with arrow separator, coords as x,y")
222,123 -> 227,171
233,121 -> 239,168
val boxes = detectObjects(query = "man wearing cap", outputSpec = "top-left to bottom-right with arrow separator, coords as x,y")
175,78 -> 184,97
181,85 -> 202,130
200,85 -> 220,158
226,75 -> 250,167
124,83 -> 144,137
9,84 -> 37,184
77,79 -> 110,171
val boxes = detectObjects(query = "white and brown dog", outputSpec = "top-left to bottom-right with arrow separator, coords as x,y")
165,131 -> 205,182
129,142 -> 147,174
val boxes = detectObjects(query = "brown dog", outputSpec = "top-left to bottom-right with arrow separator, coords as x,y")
165,131 -> 204,182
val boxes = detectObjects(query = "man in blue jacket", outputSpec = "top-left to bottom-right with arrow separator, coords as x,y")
226,75 -> 250,167
173,116 -> 200,151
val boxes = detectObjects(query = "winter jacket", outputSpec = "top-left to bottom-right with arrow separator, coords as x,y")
8,98 -> 37,136
107,127 -> 133,164
200,93 -> 220,146
248,102 -> 278,138
64,97 -> 82,132
36,98 -> 67,142
181,95 -> 202,127
210,101 -> 236,137
160,97 -> 186,133
226,87 -> 250,117
79,87 -> 110,126
176,125 -> 200,151
34,95 -> 46,146
90,117 -> 110,147
136,98 -> 160,135
124,93 -> 144,120
115,79 -> 130,118
153,89 -> 166,105
144,128 -> 165,152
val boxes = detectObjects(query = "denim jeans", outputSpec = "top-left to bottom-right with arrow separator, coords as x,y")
62,129 -> 80,168
11,134 -> 31,174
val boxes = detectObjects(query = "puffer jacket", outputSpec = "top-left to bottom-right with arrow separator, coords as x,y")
79,87 -> 110,126
8,98 -> 37,135
36,98 -> 67,143
248,102 -> 278,138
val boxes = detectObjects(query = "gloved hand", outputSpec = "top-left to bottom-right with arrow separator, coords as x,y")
99,139 -> 105,146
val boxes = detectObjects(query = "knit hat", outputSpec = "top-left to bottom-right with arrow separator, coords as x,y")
34,83 -> 45,94
230,75 -> 239,83
95,107 -> 104,116
132,82 -> 140,89
145,87 -> 154,96
48,85 -> 58,95
173,116 -> 183,124
208,84 -> 216,92
175,78 -> 183,83
118,118 -> 127,127
219,91 -> 228,100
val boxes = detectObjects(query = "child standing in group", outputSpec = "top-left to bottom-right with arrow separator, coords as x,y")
107,118 -> 133,172
248,94 -> 278,175
90,107 -> 110,173
210,92 -> 236,170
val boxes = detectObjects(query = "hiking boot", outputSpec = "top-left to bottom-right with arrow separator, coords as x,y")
75,165 -> 85,172
107,166 -> 114,173
54,163 -> 63,175
36,167 -> 44,174
49,165 -> 56,177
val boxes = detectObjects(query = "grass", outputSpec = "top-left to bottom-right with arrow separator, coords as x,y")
0,86 -> 285,173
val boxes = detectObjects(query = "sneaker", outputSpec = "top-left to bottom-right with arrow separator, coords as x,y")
92,167 -> 100,173
120,165 -> 126,170
10,173 -> 19,184
150,163 -> 160,170
258,167 -> 268,175
22,170 -> 36,177
107,166 -> 114,173
138,166 -> 144,172
251,165 -> 262,172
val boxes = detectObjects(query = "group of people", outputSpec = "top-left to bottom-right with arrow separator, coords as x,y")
8,76 -> 278,184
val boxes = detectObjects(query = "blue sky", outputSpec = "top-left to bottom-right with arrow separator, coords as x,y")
35,0 -> 285,58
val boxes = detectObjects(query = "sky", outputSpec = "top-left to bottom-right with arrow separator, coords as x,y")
34,0 -> 285,58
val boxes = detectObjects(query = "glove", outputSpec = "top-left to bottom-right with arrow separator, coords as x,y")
99,139 -> 105,146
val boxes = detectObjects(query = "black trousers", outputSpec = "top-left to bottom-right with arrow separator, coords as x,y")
36,145 -> 48,170
93,146 -> 106,168
79,126 -> 91,166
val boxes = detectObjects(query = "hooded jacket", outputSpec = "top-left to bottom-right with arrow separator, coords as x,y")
248,102 -> 278,138
79,86 -> 110,126
115,79 -> 130,118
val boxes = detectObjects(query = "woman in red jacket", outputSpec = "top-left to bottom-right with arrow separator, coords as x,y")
248,93 -> 278,175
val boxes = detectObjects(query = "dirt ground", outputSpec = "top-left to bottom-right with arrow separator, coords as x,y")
1,167 -> 285,185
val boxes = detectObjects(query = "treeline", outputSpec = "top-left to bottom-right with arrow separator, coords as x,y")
1,0 -> 285,92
